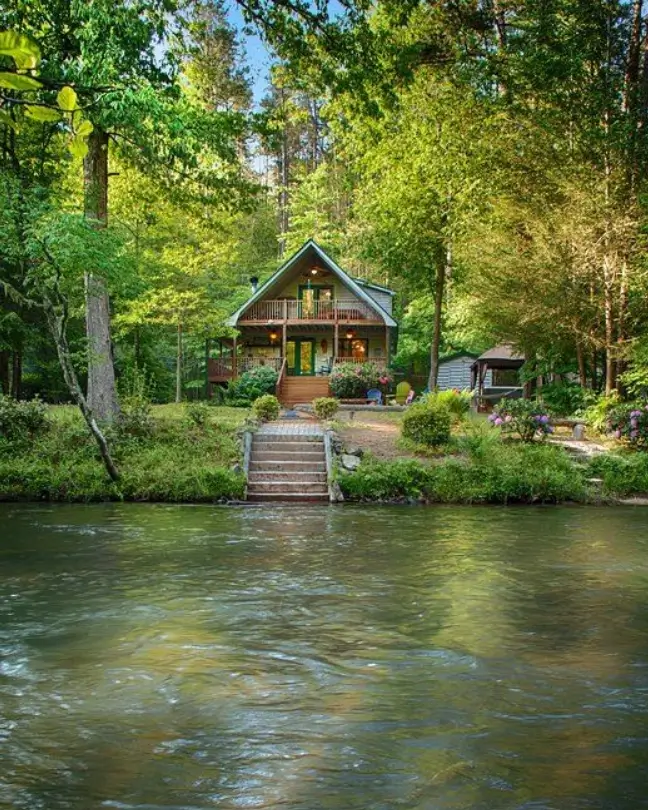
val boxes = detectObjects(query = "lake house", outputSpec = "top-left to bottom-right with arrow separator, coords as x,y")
208,240 -> 397,405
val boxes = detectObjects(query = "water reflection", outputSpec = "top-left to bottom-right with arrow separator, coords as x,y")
1,504 -> 648,808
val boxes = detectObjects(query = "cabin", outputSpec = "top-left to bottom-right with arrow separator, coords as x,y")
437,351 -> 479,391
208,240 -> 398,406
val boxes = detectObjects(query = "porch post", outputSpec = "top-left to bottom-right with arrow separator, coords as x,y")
232,336 -> 237,379
385,325 -> 390,367
334,322 -> 339,361
282,322 -> 287,363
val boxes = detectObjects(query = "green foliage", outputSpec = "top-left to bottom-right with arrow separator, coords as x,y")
401,400 -> 451,447
583,392 -> 622,433
116,397 -> 155,439
428,389 -> 471,420
329,362 -> 382,398
538,382 -> 596,417
489,399 -> 553,442
0,405 -> 245,502
0,395 -> 49,441
185,400 -> 211,428
252,394 -> 280,422
312,396 -> 339,420
227,366 -> 278,405
339,442 -> 585,504
588,453 -> 648,496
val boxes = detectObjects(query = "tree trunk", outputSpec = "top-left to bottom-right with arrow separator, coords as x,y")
11,349 -> 21,399
603,257 -> 616,396
176,322 -> 183,404
427,251 -> 446,391
0,350 -> 9,395
576,341 -> 587,388
44,304 -> 119,482
84,127 -> 119,422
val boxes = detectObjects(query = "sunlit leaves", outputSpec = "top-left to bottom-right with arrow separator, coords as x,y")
0,72 -> 42,91
56,86 -> 78,112
24,105 -> 61,123
0,30 -> 40,70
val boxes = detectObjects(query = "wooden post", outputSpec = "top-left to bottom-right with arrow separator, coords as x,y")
334,322 -> 339,362
282,322 -> 287,363
385,325 -> 390,367
232,336 -> 237,379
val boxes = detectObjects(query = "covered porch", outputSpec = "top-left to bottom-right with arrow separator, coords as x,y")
207,324 -> 392,389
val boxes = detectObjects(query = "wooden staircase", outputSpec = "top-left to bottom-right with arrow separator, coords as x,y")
278,376 -> 331,407
247,430 -> 329,502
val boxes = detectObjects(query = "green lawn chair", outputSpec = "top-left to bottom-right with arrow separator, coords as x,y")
395,381 -> 411,405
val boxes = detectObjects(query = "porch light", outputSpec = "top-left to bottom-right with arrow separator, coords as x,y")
345,328 -> 354,339
269,329 -> 278,342
310,266 -> 318,275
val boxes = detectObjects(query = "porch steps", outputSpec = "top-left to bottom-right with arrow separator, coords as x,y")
247,428 -> 329,503
278,376 -> 331,407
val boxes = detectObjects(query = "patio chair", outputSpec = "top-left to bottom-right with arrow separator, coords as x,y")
366,388 -> 383,405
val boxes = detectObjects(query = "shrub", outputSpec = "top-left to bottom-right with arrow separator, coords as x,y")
489,398 -> 552,442
0,395 -> 49,441
583,392 -> 621,433
428,389 -> 471,421
252,394 -> 280,421
312,397 -> 339,420
538,382 -> 596,416
329,362 -> 383,399
338,442 -> 585,504
185,400 -> 211,428
117,396 -> 154,439
401,400 -> 452,447
608,403 -> 648,448
588,452 -> 648,495
227,366 -> 278,405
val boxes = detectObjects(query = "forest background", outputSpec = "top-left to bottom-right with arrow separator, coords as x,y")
3,0 -> 648,413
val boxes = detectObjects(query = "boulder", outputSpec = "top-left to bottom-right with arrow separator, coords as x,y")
341,454 -> 362,471
344,445 -> 364,458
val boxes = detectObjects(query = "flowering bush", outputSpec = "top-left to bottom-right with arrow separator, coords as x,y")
489,398 -> 553,442
329,363 -> 387,399
312,397 -> 339,420
227,366 -> 278,405
252,394 -> 280,422
608,404 -> 648,448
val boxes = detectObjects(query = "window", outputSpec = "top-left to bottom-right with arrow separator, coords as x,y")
492,369 -> 520,387
340,339 -> 368,359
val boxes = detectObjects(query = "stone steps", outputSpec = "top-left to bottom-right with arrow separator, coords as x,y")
247,427 -> 330,503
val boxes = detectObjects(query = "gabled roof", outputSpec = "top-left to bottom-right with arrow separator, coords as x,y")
226,239 -> 398,327
439,350 -> 479,364
477,344 -> 525,362
354,278 -> 396,296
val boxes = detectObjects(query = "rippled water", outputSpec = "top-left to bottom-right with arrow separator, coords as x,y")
2,504 -> 648,809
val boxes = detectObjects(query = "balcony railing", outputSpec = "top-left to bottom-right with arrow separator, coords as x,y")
240,299 -> 380,323
208,356 -> 282,380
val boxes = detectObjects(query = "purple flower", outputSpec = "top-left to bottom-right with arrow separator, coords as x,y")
488,413 -> 497,422
631,430 -> 639,439
615,430 -> 622,439
546,425 -> 554,433
631,418 -> 638,429
494,417 -> 503,426
631,410 -> 642,418
540,415 -> 550,424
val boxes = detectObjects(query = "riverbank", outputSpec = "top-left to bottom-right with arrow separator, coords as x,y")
331,411 -> 648,505
0,405 -> 247,503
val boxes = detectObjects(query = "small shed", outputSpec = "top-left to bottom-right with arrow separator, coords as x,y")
437,351 -> 479,391
471,345 -> 525,407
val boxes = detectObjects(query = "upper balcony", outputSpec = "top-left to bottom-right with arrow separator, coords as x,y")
239,298 -> 382,324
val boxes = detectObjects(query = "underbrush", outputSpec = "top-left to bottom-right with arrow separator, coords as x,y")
338,441 -> 588,504
0,406 -> 245,503
587,452 -> 648,496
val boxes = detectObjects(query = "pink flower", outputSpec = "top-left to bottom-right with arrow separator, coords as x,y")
615,430 -> 622,439
494,417 -> 503,426
504,415 -> 513,423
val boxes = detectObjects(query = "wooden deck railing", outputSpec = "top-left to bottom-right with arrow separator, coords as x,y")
240,299 -> 379,323
208,356 -> 282,381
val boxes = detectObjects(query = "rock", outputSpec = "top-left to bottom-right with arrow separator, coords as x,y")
231,463 -> 242,475
330,434 -> 344,455
344,445 -> 364,458
331,480 -> 345,502
572,423 -> 586,440
341,453 -> 362,471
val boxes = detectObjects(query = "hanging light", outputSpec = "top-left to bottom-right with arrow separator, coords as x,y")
310,265 -> 319,276
269,329 -> 278,342
345,328 -> 354,339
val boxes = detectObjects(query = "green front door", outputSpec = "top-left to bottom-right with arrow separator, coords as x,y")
286,338 -> 315,376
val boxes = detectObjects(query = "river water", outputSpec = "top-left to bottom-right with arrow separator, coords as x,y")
1,504 -> 648,809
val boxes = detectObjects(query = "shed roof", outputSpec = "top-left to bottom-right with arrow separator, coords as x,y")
476,344 -> 525,362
